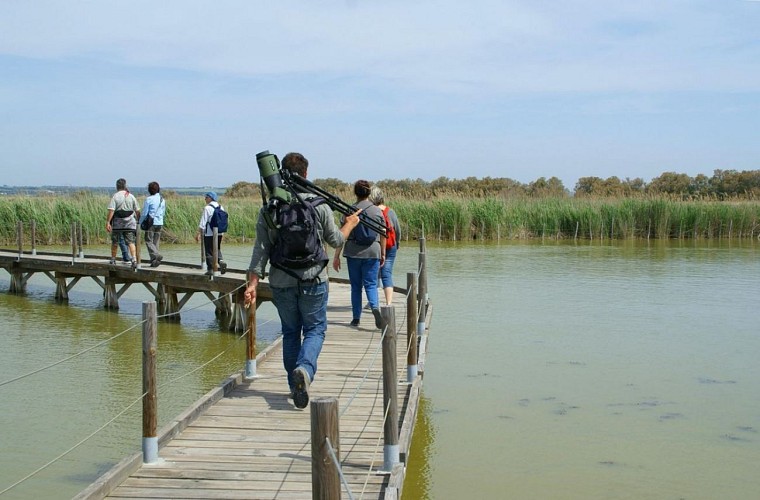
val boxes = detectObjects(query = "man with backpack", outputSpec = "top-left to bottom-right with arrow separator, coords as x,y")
106,178 -> 140,270
195,191 -> 228,275
244,152 -> 360,410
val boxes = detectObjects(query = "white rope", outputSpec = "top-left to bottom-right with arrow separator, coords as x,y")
358,395 -> 395,499
0,321 -> 143,388
0,281 -> 248,388
0,389 -> 148,496
339,325 -> 387,417
325,437 -> 355,500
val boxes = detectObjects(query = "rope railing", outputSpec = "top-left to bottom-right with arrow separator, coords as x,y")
0,388 -> 148,496
0,309 -> 274,496
325,437 -> 356,500
339,325 -> 388,417
0,281 -> 248,390
0,277 -> 265,496
321,241 -> 428,498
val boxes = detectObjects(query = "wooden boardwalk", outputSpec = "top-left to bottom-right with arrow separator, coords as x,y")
2,247 -> 431,498
0,249 -> 271,330
76,280 -> 429,499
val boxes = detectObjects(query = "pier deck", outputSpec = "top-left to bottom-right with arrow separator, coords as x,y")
79,283 -> 428,499
2,248 -> 430,499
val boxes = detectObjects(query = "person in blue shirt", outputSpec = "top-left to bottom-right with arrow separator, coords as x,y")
138,181 -> 166,267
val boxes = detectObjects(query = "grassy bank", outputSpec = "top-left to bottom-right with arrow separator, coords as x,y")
1,193 -> 759,246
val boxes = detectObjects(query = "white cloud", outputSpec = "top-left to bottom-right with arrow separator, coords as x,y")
2,0 -> 758,94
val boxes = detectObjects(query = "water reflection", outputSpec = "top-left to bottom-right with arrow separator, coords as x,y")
403,396 -> 435,498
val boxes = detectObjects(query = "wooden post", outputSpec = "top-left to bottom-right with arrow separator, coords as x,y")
70,222 -> 76,262
381,305 -> 399,472
134,229 -> 141,269
9,270 -> 27,294
163,286 -> 180,322
31,220 -> 37,255
245,299 -> 257,378
417,247 -> 427,334
77,221 -> 84,258
142,301 -> 159,464
406,272 -> 418,383
156,283 -> 167,315
55,274 -> 69,302
17,220 -> 23,258
200,233 -> 206,270
211,227 -> 219,276
310,398 -> 340,499
104,277 -> 119,310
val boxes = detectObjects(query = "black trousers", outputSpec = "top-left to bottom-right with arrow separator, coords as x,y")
203,234 -> 224,269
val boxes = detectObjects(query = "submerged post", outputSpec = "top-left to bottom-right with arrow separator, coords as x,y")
245,301 -> 257,378
381,305 -> 399,472
310,398 -> 340,499
406,272 -> 418,382
142,301 -> 158,464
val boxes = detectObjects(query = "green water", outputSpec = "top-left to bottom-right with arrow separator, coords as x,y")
1,240 -> 759,499
406,239 -> 760,500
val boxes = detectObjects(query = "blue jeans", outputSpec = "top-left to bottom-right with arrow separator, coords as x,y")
117,233 -> 130,261
271,281 -> 328,391
346,257 -> 380,320
380,246 -> 397,289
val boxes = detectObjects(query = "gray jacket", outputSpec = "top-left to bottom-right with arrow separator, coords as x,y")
248,194 -> 346,287
341,199 -> 385,259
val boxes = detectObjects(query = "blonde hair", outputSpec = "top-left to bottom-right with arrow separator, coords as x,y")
369,185 -> 384,205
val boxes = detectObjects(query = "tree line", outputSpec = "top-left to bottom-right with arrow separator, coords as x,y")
225,169 -> 760,200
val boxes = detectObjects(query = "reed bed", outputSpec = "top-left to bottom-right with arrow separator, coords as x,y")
1,194 -> 759,246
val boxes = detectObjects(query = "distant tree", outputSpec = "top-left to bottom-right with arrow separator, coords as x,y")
692,174 -> 711,198
225,181 -> 259,198
710,169 -> 760,198
313,178 -> 351,196
621,177 -> 646,196
574,176 -> 604,197
528,177 -> 567,197
647,172 -> 693,197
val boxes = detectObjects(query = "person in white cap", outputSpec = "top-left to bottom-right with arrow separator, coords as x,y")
195,191 -> 228,275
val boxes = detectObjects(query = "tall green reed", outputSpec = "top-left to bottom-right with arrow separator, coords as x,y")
1,194 -> 758,246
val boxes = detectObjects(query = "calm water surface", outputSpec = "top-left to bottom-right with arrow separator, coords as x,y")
1,240 -> 759,499
408,239 -> 760,500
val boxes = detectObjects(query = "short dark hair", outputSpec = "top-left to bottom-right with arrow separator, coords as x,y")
116,178 -> 127,191
354,180 -> 371,199
281,152 -> 308,177
148,181 -> 160,195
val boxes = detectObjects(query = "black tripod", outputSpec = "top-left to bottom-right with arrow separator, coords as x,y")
282,170 -> 387,236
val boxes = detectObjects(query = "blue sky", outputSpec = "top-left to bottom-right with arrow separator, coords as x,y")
1,0 -> 758,189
